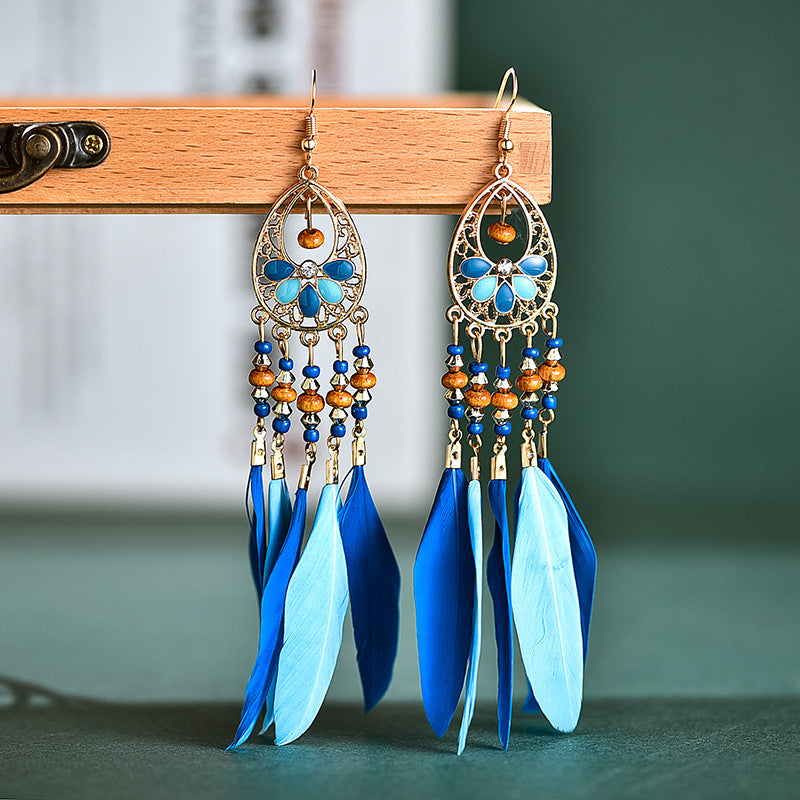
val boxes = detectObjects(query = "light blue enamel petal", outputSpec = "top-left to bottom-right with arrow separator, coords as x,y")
298,285 -> 321,317
264,259 -> 295,281
494,283 -> 515,314
323,259 -> 355,281
512,275 -> 538,301
461,257 -> 493,279
472,276 -> 498,303
518,255 -> 548,276
317,278 -> 344,304
275,279 -> 301,304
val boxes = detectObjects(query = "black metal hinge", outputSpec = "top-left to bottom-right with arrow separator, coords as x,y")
0,121 -> 110,194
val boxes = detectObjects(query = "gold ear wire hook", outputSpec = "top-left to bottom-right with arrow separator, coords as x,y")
309,68 -> 317,116
493,67 -> 518,117
493,67 -> 517,175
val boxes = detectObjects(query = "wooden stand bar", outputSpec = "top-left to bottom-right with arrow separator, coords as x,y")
0,94 -> 551,214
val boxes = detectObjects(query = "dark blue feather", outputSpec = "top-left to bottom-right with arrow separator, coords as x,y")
228,488 -> 308,748
338,465 -> 401,712
521,459 -> 597,714
246,465 -> 267,601
413,468 -> 474,737
487,478 -> 514,749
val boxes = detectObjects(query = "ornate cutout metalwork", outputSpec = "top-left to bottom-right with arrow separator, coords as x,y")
447,177 -> 556,330
252,179 -> 366,331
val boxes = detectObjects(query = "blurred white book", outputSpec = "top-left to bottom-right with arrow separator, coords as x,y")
0,0 -> 451,510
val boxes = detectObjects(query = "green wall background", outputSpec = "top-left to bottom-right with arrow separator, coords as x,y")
456,0 -> 800,540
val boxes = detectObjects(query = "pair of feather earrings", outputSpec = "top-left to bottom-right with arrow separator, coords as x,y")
414,68 -> 597,754
228,73 -> 400,748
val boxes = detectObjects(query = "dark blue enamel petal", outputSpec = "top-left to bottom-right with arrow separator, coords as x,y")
323,259 -> 355,281
518,255 -> 548,277
298,285 -> 321,317
494,282 -> 515,314
460,257 -> 493,279
264,259 -> 295,281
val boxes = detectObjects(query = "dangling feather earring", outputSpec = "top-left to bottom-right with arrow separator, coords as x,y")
229,70 -> 400,749
518,327 -> 597,719
338,315 -> 401,713
414,67 -> 596,752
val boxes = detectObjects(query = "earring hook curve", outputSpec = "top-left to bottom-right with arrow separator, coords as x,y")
493,67 -> 518,116
309,68 -> 317,115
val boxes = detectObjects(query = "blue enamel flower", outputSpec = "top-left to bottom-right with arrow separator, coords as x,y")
460,254 -> 547,314
263,257 -> 354,318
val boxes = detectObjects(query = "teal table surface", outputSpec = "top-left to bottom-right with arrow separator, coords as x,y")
1,511 -> 798,799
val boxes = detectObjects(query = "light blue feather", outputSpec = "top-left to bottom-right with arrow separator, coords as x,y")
227,488 -> 307,750
523,458 -> 597,715
413,468 -> 473,737
511,465 -> 583,733
253,477 -> 293,733
273,483 -> 350,745
457,479 -> 483,755
265,477 -> 292,581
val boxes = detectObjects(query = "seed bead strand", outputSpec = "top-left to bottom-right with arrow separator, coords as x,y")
270,341 -> 296,435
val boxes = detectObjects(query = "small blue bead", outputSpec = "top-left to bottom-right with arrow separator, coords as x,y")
468,361 -> 488,374
333,360 -> 349,374
331,423 -> 347,438
447,404 -> 465,419
254,340 -> 272,355
467,422 -> 484,436
278,357 -> 293,371
353,344 -> 371,357
546,337 -> 563,348
523,347 -> 540,359
543,395 -> 557,409
352,406 -> 368,419
496,365 -> 511,379
254,403 -> 270,418
272,417 -> 291,433
302,364 -> 321,378
494,421 -> 512,437
447,344 -> 464,356
522,407 -> 539,420
303,428 -> 320,443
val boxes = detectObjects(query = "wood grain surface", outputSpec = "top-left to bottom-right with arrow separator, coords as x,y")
0,95 -> 551,214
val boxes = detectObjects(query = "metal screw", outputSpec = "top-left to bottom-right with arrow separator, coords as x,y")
82,134 -> 103,155
25,134 -> 51,159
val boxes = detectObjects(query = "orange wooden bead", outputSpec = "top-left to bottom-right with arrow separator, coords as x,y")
464,387 -> 492,408
350,371 -> 377,390
487,221 -> 516,244
492,390 -> 519,410
248,368 -> 274,387
515,372 -> 543,392
297,227 -> 325,249
538,362 -> 566,382
326,389 -> 353,408
271,384 -> 297,403
441,370 -> 468,389
296,392 -> 324,413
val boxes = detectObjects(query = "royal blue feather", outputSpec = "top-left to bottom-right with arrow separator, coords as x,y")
246,465 -> 267,600
512,465 -> 583,733
273,483 -> 349,745
522,459 -> 597,714
487,478 -> 513,749
457,479 -> 483,755
227,488 -> 308,749
414,468 -> 474,737
338,465 -> 401,712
